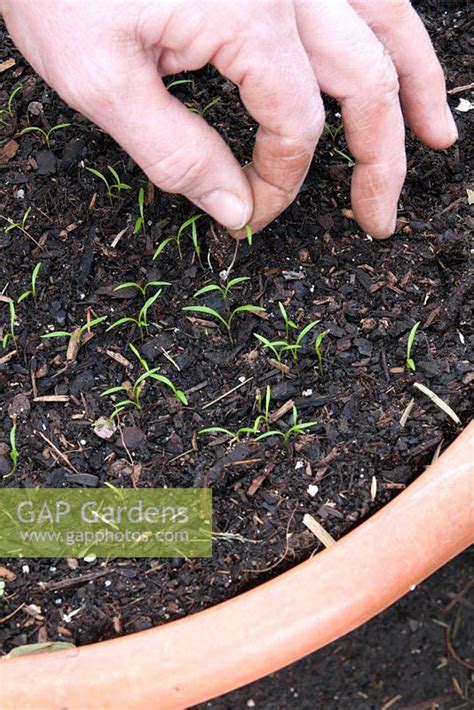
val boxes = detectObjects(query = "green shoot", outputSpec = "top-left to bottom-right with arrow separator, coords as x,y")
278,302 -> 298,341
4,422 -> 18,477
333,147 -> 355,167
314,330 -> 329,375
200,402 -> 316,445
166,78 -> 193,90
0,84 -> 22,124
85,165 -> 131,198
153,214 -> 202,261
182,303 -> 265,343
5,206 -> 32,238
132,187 -> 146,236
1,297 -> 17,350
254,385 -> 272,431
17,262 -> 41,304
101,343 -> 187,418
255,404 -> 317,443
17,122 -> 70,147
41,315 -> 107,340
114,280 -> 171,300
192,276 -> 250,305
253,334 -> 290,364
255,307 -> 320,363
324,120 -> 354,166
107,288 -> 165,337
245,225 -> 253,246
406,321 -> 421,372
189,97 -> 220,118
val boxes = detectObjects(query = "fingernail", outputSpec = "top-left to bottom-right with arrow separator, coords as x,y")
445,104 -> 458,141
197,190 -> 250,230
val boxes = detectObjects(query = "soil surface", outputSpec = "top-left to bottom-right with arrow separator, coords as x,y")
0,0 -> 472,683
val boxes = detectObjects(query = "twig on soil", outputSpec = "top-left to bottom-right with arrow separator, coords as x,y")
243,506 -> 297,574
37,570 -> 109,592
0,603 -> 26,625
446,623 -> 474,671
0,350 -> 16,365
413,382 -> 461,425
303,513 -> 336,548
442,579 -> 474,613
37,431 -> 79,473
447,81 -> 474,94
400,398 -> 415,427
202,376 -> 252,410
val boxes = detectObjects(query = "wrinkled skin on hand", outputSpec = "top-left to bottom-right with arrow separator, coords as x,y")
1,0 -> 457,238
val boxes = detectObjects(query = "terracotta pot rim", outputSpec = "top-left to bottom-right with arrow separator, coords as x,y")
1,421 -> 473,710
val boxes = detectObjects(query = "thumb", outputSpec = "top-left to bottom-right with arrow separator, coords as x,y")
96,64 -> 253,231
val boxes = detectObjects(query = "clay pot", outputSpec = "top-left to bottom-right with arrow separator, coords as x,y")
1,422 -> 472,710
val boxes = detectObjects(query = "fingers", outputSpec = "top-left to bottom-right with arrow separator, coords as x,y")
212,4 -> 325,233
87,62 -> 254,231
296,0 -> 406,238
348,0 -> 457,149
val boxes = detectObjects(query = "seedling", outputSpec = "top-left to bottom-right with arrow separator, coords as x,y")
153,214 -> 202,261
42,316 -> 107,362
0,84 -> 21,124
324,119 -> 354,166
253,333 -> 291,364
1,297 -> 17,349
4,422 -> 18,477
101,343 -> 187,418
107,287 -> 165,337
314,330 -> 329,375
17,122 -> 70,147
189,97 -> 220,118
254,384 -> 272,431
200,402 -> 316,445
5,206 -> 32,238
132,187 -> 145,236
243,225 -> 254,247
114,280 -> 171,301
183,303 -> 265,343
255,307 -> 320,364
41,316 -> 107,342
17,262 -> 41,304
278,302 -> 298,341
406,321 -> 421,372
192,276 -> 250,305
85,165 -> 131,198
255,404 -> 317,443
165,79 -> 193,91
324,120 -> 343,142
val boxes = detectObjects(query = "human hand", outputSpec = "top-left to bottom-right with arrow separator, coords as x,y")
1,0 -> 457,238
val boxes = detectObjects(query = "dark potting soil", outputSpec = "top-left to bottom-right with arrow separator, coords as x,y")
0,0 -> 472,672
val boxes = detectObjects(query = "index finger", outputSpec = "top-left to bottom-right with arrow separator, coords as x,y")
214,8 -> 325,233
296,0 -> 407,238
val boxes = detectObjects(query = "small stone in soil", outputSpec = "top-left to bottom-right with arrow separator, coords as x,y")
120,426 -> 146,451
8,393 -> 30,419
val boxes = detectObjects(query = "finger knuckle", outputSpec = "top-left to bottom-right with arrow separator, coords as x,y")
144,144 -> 210,195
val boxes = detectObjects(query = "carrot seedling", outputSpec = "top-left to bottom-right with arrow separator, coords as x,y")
406,321 -> 421,372
192,276 -> 250,305
0,84 -> 21,124
17,122 -> 70,147
153,214 -> 202,261
85,165 -> 131,198
132,187 -> 146,237
314,330 -> 329,375
182,303 -> 265,343
107,287 -> 166,337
